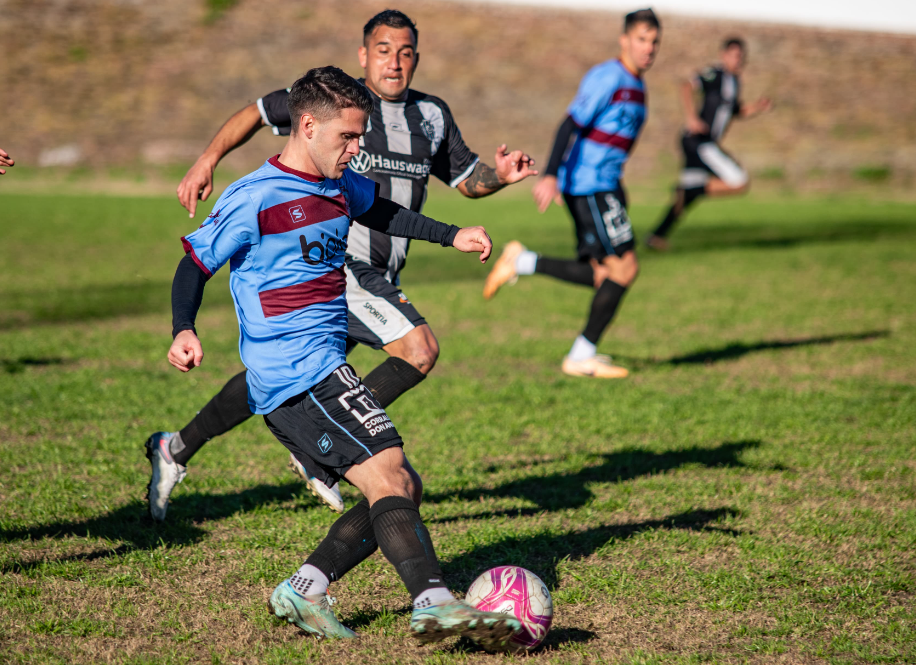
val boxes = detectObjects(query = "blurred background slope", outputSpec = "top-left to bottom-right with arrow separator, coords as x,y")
2,0 -> 914,193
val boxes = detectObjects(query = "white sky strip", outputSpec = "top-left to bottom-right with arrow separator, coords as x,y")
464,0 -> 916,34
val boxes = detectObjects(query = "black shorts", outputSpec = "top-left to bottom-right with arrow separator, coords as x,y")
563,189 -> 636,261
679,134 -> 748,189
263,363 -> 404,486
345,259 -> 426,351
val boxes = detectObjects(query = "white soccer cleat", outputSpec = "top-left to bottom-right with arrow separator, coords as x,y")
561,354 -> 629,379
288,453 -> 345,513
144,431 -> 187,521
482,240 -> 526,300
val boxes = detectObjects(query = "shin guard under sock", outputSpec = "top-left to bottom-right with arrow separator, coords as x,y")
370,496 -> 445,600
535,256 -> 594,287
582,280 -> 628,345
361,357 -> 427,409
305,498 -> 378,583
175,370 -> 253,466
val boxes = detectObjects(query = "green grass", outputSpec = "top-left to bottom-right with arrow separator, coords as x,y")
1,187 -> 914,664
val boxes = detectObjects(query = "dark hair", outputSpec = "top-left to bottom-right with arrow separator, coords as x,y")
723,37 -> 746,51
287,66 -> 373,131
624,8 -> 660,33
363,9 -> 418,46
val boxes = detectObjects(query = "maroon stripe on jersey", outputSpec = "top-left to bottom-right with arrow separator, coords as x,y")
180,237 -> 213,279
611,88 -> 645,105
583,129 -> 635,153
258,194 -> 349,237
258,267 -> 346,318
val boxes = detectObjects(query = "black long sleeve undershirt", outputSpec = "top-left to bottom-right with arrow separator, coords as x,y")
172,253 -> 207,338
354,197 -> 460,247
171,197 -> 460,339
545,115 -> 580,178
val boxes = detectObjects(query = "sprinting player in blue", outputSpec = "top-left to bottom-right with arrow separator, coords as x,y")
165,66 -> 520,647
483,8 -> 661,379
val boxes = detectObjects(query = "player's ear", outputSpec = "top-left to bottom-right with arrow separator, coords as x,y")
358,45 -> 368,69
298,113 -> 318,139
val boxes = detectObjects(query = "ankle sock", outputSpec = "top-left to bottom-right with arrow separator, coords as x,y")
290,563 -> 329,597
515,250 -> 538,275
413,587 -> 455,609
567,335 -> 597,362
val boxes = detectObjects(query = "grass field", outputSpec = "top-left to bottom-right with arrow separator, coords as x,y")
1,187 -> 914,664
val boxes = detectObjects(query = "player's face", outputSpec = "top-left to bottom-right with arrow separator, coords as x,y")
358,26 -> 419,102
619,23 -> 660,73
721,46 -> 746,74
312,108 -> 368,179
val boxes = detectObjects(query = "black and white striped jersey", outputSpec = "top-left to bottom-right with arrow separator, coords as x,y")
257,82 -> 479,283
689,66 -> 743,142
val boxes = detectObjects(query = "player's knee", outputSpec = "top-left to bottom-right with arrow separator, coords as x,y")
405,336 -> 439,374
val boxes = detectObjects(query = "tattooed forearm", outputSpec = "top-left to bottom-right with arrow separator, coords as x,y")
461,162 -> 503,198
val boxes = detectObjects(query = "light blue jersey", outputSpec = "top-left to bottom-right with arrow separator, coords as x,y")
558,59 -> 647,195
181,156 -> 377,414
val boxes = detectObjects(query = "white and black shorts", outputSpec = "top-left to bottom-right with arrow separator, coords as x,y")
563,188 -> 636,261
345,259 -> 426,351
263,364 -> 404,487
679,134 -> 748,189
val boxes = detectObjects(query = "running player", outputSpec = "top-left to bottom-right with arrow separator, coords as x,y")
146,9 -> 535,520
483,8 -> 660,379
645,37 -> 771,250
167,66 -> 520,646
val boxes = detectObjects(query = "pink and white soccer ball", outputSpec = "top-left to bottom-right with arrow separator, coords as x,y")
465,566 -> 553,651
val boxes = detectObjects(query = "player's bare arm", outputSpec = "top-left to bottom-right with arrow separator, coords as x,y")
177,103 -> 264,218
739,97 -> 773,118
681,79 -> 708,135
458,145 -> 537,199
0,148 -> 14,175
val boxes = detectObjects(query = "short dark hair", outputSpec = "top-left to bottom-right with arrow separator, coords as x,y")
287,66 -> 373,131
624,8 -> 660,33
723,37 -> 746,51
363,9 -> 418,46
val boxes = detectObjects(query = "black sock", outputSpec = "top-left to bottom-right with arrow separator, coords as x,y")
535,256 -> 594,287
582,280 -> 628,345
174,370 -> 253,466
362,357 -> 426,409
305,498 -> 378,582
651,186 -> 705,239
370,496 -> 445,600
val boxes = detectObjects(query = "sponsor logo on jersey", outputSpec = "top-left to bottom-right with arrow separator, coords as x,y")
299,228 -> 348,266
420,119 -> 437,141
317,433 -> 333,453
398,292 -> 410,304
362,302 -> 388,325
288,205 -> 306,224
348,149 -> 432,177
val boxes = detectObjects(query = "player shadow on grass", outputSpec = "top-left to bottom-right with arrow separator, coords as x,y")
617,330 -> 888,369
424,440 -> 763,521
652,220 -> 916,253
0,482 -> 310,573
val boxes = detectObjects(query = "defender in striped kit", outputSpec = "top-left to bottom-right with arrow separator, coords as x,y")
147,10 -> 536,520
646,37 -> 772,250
484,8 -> 661,379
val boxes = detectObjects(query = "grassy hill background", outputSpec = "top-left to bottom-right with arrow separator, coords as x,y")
2,0 -> 915,195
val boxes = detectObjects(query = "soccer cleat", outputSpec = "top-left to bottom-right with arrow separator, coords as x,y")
482,240 -> 526,300
410,600 -> 522,651
561,354 -> 629,379
268,580 -> 357,639
144,431 -> 187,521
645,235 -> 670,251
288,453 -> 345,513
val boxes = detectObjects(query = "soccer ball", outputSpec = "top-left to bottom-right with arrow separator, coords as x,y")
465,566 -> 553,651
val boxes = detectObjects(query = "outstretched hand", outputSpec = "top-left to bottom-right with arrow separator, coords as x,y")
0,148 -> 14,175
168,330 -> 204,372
532,175 -> 563,213
493,144 -> 537,185
453,226 -> 493,263
177,156 -> 217,218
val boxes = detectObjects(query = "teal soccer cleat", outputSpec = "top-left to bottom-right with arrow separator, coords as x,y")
410,600 -> 521,650
268,580 -> 357,639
